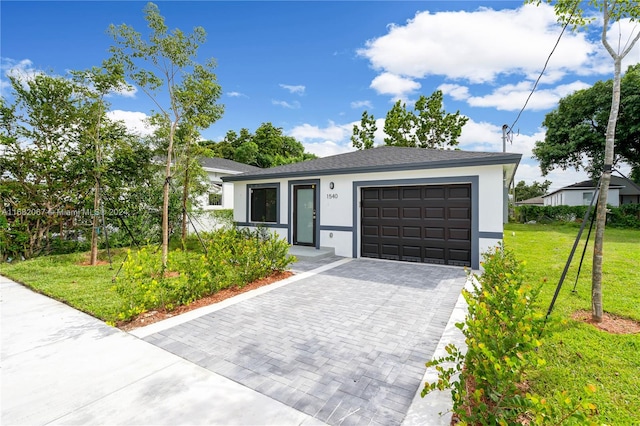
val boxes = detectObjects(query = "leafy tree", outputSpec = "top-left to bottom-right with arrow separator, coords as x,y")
71,62 -> 130,265
353,90 -> 468,150
528,0 -> 640,322
206,123 -> 315,167
514,180 -> 552,201
351,111 -> 377,150
533,64 -> 640,179
109,2 -> 224,267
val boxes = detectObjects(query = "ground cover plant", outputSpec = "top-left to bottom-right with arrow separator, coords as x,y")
0,227 -> 294,325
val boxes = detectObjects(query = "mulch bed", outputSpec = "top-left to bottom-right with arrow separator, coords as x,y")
117,271 -> 293,331
571,310 -> 640,334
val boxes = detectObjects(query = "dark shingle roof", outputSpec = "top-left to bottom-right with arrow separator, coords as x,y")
543,176 -> 640,197
199,157 -> 260,173
223,146 -> 521,182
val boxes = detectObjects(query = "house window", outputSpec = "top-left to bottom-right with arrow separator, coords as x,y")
583,191 -> 594,205
250,187 -> 277,223
209,183 -> 222,206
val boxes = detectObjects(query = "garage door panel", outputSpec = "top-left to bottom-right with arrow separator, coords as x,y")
449,228 -> 470,241
362,225 -> 379,237
361,184 -> 471,267
403,226 -> 422,239
382,226 -> 399,237
362,207 -> 378,219
425,207 -> 445,218
382,207 -> 399,218
402,207 -> 421,218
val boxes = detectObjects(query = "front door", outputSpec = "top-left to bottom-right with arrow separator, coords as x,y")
294,185 -> 316,246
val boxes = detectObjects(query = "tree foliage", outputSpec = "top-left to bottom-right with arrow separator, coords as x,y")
352,90 -> 468,150
533,64 -> 640,179
0,72 -> 154,261
205,122 -> 316,168
108,1 -> 224,266
514,180 -> 552,201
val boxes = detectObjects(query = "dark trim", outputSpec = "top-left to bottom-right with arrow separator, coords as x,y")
225,156 -> 521,182
288,179 -> 320,248
235,222 -> 289,229
319,225 -> 354,232
479,231 -> 503,239
352,176 -> 480,269
246,182 -> 281,225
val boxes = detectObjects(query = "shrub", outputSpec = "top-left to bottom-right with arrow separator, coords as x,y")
422,246 -> 596,424
113,226 -> 294,321
517,204 -> 640,228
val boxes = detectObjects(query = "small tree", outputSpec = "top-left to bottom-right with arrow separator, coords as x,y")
528,0 -> 640,322
514,180 -> 552,201
109,2 -> 224,267
351,111 -> 377,150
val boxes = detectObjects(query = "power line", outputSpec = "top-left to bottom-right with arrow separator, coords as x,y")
507,3 -> 578,137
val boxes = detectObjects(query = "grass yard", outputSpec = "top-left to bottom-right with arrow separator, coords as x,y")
0,250 -> 128,322
504,223 -> 640,424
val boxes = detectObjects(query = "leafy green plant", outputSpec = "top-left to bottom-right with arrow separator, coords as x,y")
422,245 -> 596,424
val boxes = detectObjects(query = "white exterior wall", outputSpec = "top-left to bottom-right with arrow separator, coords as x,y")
231,164 -> 508,269
544,188 -> 620,207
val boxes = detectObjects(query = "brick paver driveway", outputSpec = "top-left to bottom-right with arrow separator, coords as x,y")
144,258 -> 466,425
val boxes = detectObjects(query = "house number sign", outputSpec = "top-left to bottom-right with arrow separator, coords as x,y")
326,193 -> 339,199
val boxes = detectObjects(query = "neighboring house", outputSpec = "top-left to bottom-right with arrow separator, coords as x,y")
543,176 -> 640,207
515,196 -> 544,207
189,157 -> 260,233
223,146 -> 521,269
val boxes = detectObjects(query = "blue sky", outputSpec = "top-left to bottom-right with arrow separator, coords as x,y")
2,1 -> 639,190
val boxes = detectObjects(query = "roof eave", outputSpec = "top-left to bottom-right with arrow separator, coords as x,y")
223,154 -> 522,182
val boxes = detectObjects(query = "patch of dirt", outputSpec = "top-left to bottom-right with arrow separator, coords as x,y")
117,271 -> 293,331
572,310 -> 640,334
77,259 -> 111,266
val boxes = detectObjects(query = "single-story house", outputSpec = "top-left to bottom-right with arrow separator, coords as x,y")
542,176 -> 640,207
223,146 -> 521,269
515,196 -> 544,207
189,157 -> 260,233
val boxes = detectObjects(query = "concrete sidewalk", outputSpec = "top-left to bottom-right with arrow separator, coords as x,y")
0,275 -> 323,425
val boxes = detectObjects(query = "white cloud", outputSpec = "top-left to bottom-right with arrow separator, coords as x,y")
350,100 -> 373,109
272,99 -> 301,109
106,110 -> 155,137
227,91 -> 247,98
108,82 -> 137,98
279,84 -> 305,95
303,141 -> 354,157
440,80 -> 591,111
358,4 -> 594,84
1,58 -> 42,95
289,121 -> 352,142
369,72 -> 421,98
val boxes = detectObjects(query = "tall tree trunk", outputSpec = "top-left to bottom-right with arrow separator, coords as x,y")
181,154 -> 190,244
90,179 -> 100,265
592,57 -> 622,323
161,121 -> 177,268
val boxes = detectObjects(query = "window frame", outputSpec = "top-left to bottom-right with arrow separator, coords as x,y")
248,183 -> 280,224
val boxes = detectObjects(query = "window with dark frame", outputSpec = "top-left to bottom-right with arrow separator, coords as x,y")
250,187 -> 277,223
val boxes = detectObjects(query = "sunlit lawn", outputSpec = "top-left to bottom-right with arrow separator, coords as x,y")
504,223 -> 640,424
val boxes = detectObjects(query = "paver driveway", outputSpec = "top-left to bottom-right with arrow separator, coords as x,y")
144,258 -> 467,425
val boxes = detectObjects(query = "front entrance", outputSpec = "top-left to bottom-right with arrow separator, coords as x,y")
293,185 -> 316,246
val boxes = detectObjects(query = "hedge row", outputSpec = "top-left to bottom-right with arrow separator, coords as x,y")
516,204 -> 640,228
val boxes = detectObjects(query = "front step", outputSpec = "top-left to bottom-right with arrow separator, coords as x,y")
288,246 -> 335,260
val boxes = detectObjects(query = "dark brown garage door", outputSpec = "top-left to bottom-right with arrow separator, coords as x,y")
361,184 -> 471,266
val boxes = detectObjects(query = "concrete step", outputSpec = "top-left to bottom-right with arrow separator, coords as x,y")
287,245 -> 335,260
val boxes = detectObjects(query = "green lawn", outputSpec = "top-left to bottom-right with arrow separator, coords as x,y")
0,250 -> 128,322
504,223 -> 640,424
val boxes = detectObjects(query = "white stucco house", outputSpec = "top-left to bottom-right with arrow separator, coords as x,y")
189,157 -> 260,233
223,146 -> 521,269
542,176 -> 640,207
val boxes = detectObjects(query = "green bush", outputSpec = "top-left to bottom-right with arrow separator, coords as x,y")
422,246 -> 596,424
112,226 -> 294,321
517,204 -> 640,228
